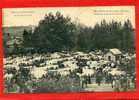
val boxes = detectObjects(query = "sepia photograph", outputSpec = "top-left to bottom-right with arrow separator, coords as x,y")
2,6 -> 136,93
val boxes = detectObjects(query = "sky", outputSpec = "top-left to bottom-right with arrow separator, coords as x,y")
2,6 -> 135,28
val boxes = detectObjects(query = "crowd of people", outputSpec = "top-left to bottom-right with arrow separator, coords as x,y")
4,49 -> 136,93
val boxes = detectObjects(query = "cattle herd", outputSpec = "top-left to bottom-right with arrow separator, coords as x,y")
4,49 -> 136,93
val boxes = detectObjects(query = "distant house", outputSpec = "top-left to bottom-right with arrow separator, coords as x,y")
105,48 -> 122,62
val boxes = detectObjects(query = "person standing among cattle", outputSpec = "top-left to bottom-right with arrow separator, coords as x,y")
106,73 -> 114,88
113,76 -> 121,91
96,68 -> 103,86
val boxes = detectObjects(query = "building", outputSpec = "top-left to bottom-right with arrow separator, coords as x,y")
105,48 -> 122,62
6,37 -> 22,53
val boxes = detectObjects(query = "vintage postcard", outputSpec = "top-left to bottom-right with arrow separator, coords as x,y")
2,6 -> 136,93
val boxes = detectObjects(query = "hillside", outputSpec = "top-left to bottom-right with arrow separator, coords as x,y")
2,26 -> 34,37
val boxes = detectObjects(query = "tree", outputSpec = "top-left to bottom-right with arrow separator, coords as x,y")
3,40 -> 9,56
90,19 -> 134,51
76,25 -> 93,51
122,19 -> 133,51
23,29 -> 32,47
30,12 -> 76,52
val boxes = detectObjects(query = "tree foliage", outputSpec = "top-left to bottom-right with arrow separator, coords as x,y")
23,12 -> 135,53
26,12 -> 76,52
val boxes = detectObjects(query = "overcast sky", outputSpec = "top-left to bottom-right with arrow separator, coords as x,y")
2,6 -> 135,28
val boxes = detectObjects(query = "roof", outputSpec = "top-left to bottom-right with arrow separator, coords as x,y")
110,48 -> 122,55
